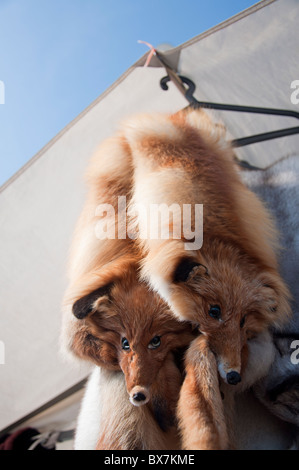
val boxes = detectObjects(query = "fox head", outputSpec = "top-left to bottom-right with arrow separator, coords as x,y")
71,273 -> 196,406
167,242 -> 291,385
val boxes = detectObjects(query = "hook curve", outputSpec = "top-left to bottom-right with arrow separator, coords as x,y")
160,75 -> 198,105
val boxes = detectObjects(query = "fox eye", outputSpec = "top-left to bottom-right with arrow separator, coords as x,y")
209,305 -> 221,320
148,336 -> 161,349
240,316 -> 246,328
121,338 -> 130,351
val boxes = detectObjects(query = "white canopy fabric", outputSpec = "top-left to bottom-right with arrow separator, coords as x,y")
1,0 -> 298,433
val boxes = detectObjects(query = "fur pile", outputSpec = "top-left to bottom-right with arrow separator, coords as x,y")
62,108 -> 294,450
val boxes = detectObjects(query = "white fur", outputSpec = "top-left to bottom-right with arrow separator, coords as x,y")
148,274 -> 172,306
74,367 -> 181,450
238,331 -> 276,393
74,367 -> 103,450
217,361 -> 227,381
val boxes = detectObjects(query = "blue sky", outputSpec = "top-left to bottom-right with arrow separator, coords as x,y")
0,0 -> 258,186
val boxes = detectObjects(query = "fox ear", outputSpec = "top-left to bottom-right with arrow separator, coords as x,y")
72,283 -> 113,320
173,258 -> 208,283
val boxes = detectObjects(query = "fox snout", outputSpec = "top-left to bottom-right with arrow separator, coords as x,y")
218,360 -> 242,385
209,323 -> 247,386
129,385 -> 150,407
121,354 -> 152,406
226,370 -> 242,385
216,339 -> 248,386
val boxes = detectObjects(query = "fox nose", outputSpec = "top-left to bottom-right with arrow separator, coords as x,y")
129,386 -> 150,406
226,371 -> 241,385
133,392 -> 146,402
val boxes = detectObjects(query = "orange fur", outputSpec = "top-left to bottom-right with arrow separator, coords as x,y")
71,269 -> 196,449
61,129 -> 194,449
177,336 -> 228,450
121,108 -> 291,448
61,132 -> 135,359
62,108 -> 291,450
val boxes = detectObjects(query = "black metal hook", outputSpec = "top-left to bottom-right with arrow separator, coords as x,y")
160,74 -> 299,148
160,75 -> 198,106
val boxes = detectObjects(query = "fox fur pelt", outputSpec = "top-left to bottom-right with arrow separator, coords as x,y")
62,108 -> 297,450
